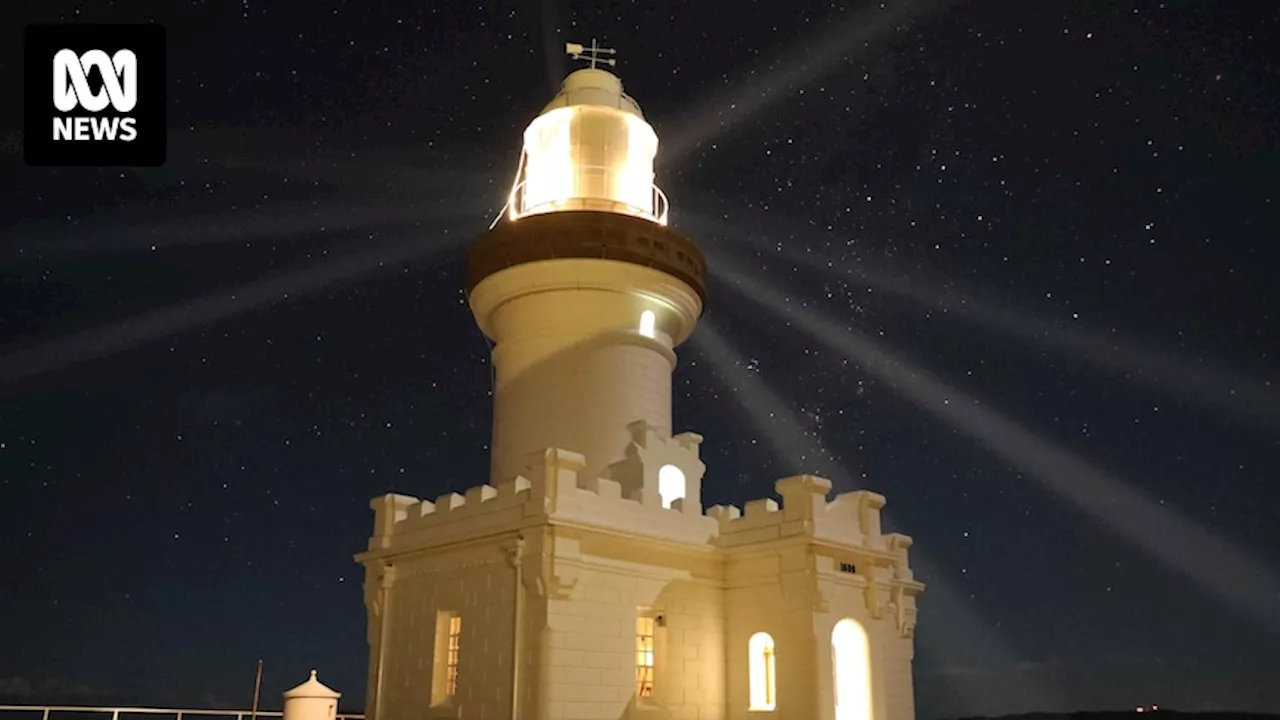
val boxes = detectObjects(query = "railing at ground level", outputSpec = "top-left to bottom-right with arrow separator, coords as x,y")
0,706 -> 364,720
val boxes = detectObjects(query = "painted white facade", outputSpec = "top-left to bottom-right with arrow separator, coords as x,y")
355,49 -> 924,720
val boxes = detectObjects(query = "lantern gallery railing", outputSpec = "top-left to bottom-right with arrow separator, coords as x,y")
504,164 -> 670,226
0,706 -> 365,720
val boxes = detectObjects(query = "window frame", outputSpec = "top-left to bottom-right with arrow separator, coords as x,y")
635,613 -> 657,699
430,610 -> 463,708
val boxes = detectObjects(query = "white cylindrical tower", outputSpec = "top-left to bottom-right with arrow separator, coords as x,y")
468,53 -> 707,486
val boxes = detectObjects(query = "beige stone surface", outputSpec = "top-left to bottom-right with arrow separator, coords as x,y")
356,450 -> 923,720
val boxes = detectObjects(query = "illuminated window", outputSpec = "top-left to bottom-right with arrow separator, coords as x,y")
638,310 -> 656,339
748,632 -> 777,711
431,612 -> 462,705
657,464 -> 685,509
636,615 -> 655,698
832,619 -> 871,720
446,615 -> 462,695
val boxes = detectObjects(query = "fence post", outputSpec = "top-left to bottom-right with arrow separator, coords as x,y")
42,709 -> 50,720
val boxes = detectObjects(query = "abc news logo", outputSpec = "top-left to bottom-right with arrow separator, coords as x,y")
54,48 -> 139,142
25,24 -> 165,166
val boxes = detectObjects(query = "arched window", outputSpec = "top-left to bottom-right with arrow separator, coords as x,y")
657,464 -> 685,509
831,619 -> 872,720
748,632 -> 777,711
638,310 -> 656,339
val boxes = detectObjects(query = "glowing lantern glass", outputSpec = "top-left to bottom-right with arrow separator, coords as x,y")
514,105 -> 661,223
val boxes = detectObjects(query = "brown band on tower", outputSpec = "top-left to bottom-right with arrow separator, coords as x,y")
466,210 -> 708,308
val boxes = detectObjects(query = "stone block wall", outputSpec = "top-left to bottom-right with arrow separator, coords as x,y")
357,442 -> 925,720
535,527 -> 725,720
376,540 -> 518,720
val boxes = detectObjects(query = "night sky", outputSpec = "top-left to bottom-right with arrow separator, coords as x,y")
1,1 -> 1277,718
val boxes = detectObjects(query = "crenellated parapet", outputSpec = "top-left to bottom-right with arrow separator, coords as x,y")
362,422 -> 720,556
528,430 -> 719,546
709,474 -> 892,550
361,430 -> 922,626
604,419 -> 707,516
366,475 -> 537,553
709,473 -> 924,631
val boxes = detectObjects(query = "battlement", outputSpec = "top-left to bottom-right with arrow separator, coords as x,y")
708,473 -> 894,552
362,424 -> 912,566
365,421 -> 719,553
366,474 -> 536,551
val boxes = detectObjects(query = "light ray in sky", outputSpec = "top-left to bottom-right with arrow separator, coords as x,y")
693,324 -> 1064,714
4,200 -> 489,258
683,211 -> 1278,425
709,252 -> 1280,636
162,129 -> 501,189
661,0 -> 948,164
541,0 -> 567,94
0,230 -> 470,386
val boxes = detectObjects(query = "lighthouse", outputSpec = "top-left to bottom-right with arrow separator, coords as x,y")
357,42 -> 923,720
467,40 -> 707,488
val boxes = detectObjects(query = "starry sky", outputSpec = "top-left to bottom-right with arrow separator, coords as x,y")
1,1 -> 1277,718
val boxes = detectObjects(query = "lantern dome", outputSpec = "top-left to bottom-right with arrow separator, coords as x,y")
503,44 -> 668,226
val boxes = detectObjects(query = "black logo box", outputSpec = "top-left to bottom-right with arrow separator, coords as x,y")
24,24 -> 166,167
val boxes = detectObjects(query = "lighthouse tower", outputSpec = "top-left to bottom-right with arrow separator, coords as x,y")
357,42 -> 923,720
467,41 -> 706,487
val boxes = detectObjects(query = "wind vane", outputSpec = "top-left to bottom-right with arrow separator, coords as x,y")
565,39 -> 616,69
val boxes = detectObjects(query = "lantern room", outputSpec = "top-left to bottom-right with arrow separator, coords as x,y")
505,47 -> 668,226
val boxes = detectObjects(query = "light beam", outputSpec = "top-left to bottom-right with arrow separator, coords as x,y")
4,199 -> 488,258
0,231 -> 470,386
693,324 -> 1065,712
682,211 -> 1279,425
661,0 -> 948,164
709,253 -> 1280,636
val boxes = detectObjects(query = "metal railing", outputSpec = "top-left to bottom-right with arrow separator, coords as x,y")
506,165 -> 669,226
0,706 -> 364,720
